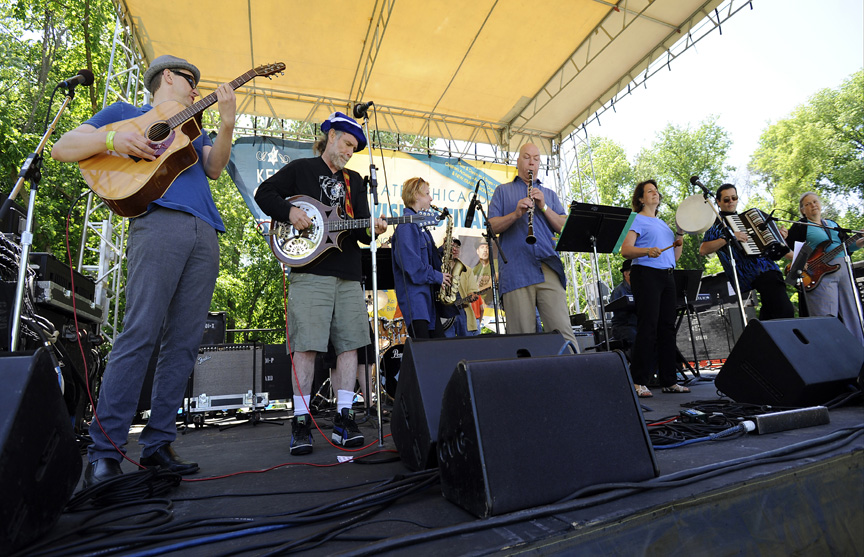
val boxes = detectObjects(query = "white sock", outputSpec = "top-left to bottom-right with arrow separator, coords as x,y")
293,395 -> 311,415
337,389 -> 354,414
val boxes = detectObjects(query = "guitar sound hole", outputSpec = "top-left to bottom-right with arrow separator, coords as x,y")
148,122 -> 171,142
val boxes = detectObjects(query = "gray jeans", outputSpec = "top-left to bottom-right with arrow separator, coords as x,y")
88,208 -> 219,462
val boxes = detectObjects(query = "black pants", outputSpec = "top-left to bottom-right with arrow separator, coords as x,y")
751,270 -> 795,320
630,266 -> 679,387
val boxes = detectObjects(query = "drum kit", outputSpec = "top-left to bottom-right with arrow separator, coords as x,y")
368,305 -> 409,399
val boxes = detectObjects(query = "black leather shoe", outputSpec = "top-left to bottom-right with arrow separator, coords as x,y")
83,458 -> 123,489
140,444 -> 199,475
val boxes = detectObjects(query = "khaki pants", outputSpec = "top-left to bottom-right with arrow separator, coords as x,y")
502,263 -> 578,346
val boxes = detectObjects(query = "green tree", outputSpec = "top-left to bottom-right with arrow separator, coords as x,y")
635,117 -> 735,272
750,70 -> 864,219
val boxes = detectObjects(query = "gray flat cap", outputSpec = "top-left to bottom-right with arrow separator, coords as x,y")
142,54 -> 200,93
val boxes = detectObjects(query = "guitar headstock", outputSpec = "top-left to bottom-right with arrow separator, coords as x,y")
255,62 -> 286,77
414,214 -> 439,227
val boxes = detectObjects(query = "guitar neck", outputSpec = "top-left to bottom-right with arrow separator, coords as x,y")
820,232 -> 863,261
328,215 -> 427,232
166,69 -> 258,128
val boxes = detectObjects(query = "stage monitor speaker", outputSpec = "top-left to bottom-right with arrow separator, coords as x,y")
437,351 -> 658,518
391,332 -> 571,472
716,317 -> 864,407
0,349 -> 82,553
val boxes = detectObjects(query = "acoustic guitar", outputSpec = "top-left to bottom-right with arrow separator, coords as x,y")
268,195 -> 439,267
79,62 -> 285,217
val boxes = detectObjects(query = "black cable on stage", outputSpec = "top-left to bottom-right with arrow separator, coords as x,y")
34,468 -> 440,557
65,468 -> 181,511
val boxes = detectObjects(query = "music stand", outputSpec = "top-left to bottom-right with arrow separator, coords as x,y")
557,202 -> 635,351
673,269 -> 705,383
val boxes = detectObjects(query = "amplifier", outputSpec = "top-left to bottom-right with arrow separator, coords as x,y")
189,344 -> 267,413
28,253 -> 96,304
263,344 -> 293,401
202,311 -> 227,345
34,281 -> 103,324
677,304 -> 756,362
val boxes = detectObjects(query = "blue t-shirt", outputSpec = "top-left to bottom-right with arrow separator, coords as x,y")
629,213 -> 676,270
85,101 -> 224,232
702,213 -> 779,292
488,177 -> 567,296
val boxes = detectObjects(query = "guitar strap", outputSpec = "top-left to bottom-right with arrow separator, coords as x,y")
342,170 -> 354,218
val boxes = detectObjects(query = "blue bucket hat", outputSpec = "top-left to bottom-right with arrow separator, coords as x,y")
321,111 -> 367,152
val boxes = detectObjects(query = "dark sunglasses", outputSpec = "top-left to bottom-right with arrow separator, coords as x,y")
721,196 -> 739,202
170,69 -> 197,89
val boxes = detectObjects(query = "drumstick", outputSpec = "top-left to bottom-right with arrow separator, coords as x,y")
660,244 -> 675,252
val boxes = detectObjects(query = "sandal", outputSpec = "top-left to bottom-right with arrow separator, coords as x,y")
634,384 -> 653,398
662,384 -> 690,393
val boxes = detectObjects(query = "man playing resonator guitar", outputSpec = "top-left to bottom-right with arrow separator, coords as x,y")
254,112 -> 387,455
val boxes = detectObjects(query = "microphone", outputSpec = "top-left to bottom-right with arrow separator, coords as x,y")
59,69 -> 95,89
689,175 -> 711,197
464,180 -> 481,228
352,101 -> 374,119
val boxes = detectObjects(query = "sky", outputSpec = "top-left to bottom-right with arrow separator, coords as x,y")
578,0 -> 864,186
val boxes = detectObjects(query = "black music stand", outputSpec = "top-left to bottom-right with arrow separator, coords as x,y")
673,269 -> 706,383
557,202 -> 634,351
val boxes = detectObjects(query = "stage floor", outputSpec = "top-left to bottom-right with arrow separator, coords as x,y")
26,369 -> 864,556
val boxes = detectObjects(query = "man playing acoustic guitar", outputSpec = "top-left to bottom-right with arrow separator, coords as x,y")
254,112 -> 387,455
52,54 -> 237,487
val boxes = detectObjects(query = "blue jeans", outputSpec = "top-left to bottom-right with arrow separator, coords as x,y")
88,208 -> 219,462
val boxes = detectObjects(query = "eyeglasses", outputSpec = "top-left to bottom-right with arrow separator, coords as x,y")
721,196 -> 739,202
170,70 -> 196,89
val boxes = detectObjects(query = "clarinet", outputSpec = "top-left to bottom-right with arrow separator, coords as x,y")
525,170 -> 536,245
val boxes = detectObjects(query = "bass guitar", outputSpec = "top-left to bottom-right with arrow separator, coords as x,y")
79,62 -> 285,217
268,195 -> 439,267
786,232 -> 863,291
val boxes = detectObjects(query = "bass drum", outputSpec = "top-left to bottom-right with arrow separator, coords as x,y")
380,343 -> 404,398
676,194 -> 716,234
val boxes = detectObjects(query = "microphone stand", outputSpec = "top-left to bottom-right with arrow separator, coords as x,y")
3,88 -> 76,351
474,200 -> 506,334
694,188 -> 749,333
357,113 -> 385,447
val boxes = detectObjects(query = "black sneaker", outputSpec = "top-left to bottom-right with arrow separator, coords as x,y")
332,408 -> 364,447
290,414 -> 314,455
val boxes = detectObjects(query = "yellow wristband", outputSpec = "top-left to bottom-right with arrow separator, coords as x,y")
540,205 -> 547,213
105,131 -> 116,151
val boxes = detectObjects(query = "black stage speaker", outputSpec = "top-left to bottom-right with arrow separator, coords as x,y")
0,349 -> 82,553
391,333 -> 571,471
437,351 -> 658,518
716,317 -> 864,407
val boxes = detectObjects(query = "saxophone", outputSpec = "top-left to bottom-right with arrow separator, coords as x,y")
435,207 -> 465,305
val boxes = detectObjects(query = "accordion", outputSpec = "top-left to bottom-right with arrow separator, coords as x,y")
725,208 -> 790,260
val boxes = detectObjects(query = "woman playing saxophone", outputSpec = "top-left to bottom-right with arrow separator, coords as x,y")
391,177 -> 451,338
